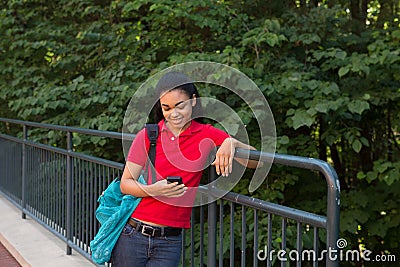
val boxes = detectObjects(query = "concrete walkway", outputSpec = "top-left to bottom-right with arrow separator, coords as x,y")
0,195 -> 95,267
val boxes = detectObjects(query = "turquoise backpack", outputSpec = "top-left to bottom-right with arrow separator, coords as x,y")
90,124 -> 158,264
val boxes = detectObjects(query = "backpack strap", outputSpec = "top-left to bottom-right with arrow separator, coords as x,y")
145,123 -> 159,184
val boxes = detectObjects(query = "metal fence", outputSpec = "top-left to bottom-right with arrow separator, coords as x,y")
0,118 -> 340,267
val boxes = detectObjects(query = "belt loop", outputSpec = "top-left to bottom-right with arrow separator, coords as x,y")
161,227 -> 165,237
135,220 -> 140,231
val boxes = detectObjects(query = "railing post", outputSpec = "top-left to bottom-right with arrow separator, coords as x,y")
207,164 -> 218,267
325,164 -> 340,267
21,125 -> 27,219
66,131 -> 73,255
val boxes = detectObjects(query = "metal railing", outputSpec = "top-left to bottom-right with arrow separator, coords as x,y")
0,118 -> 340,266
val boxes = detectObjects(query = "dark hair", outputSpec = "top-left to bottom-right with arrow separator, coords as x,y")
153,72 -> 203,123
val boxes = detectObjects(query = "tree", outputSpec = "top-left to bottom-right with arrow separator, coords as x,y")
1,0 -> 399,262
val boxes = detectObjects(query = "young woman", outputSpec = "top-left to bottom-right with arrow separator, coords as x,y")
111,72 -> 258,266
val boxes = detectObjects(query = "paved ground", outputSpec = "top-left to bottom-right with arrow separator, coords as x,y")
0,195 -> 95,267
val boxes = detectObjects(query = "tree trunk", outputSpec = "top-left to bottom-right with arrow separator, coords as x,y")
330,144 -> 347,190
377,0 -> 395,28
350,0 -> 367,33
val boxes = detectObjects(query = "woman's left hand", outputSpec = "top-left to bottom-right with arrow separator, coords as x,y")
212,138 -> 236,177
212,137 -> 260,176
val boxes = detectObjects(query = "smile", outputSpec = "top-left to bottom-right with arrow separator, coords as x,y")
169,118 -> 183,123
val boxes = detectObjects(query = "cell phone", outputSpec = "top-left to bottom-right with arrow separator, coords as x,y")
166,176 -> 183,185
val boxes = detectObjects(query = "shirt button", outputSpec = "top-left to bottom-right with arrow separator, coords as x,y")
171,137 -> 175,141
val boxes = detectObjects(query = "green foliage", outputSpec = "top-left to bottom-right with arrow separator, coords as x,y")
1,0 -> 399,263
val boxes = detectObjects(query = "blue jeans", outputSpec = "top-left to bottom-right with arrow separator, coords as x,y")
111,223 -> 182,267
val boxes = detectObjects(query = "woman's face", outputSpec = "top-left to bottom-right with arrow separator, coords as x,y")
159,89 -> 196,134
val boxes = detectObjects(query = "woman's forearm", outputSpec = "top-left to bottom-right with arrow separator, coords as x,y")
119,162 -> 187,197
213,138 -> 262,176
231,138 -> 262,169
119,162 -> 153,197
120,177 -> 153,197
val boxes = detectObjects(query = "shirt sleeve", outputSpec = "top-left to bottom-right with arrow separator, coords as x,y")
206,124 -> 230,146
126,128 -> 149,166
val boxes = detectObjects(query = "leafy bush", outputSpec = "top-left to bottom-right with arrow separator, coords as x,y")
1,0 -> 399,262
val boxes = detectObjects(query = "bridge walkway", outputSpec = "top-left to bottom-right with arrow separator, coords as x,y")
0,195 -> 93,267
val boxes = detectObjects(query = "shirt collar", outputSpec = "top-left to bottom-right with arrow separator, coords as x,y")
160,120 -> 202,136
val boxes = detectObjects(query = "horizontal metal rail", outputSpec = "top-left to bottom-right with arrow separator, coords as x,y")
0,117 -> 136,140
199,185 -> 327,228
0,118 -> 340,267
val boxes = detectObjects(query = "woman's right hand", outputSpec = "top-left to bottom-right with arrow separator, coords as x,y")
147,179 -> 187,198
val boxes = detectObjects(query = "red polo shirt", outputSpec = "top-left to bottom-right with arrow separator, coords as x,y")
126,120 -> 229,228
